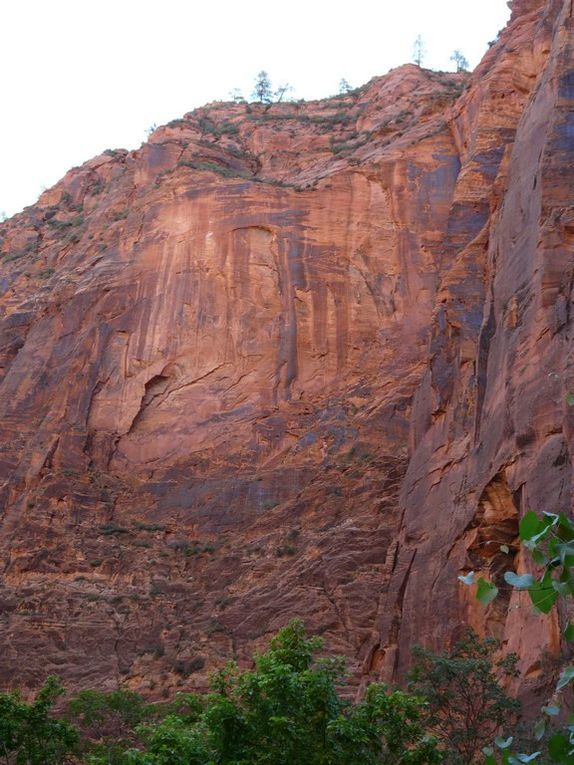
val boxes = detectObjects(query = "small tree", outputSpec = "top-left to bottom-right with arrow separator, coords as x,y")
413,35 -> 426,67
409,632 -> 520,765
127,620 -> 440,765
339,78 -> 352,95
229,87 -> 245,103
252,70 -> 273,103
274,82 -> 293,103
450,50 -> 469,72
0,676 -> 78,765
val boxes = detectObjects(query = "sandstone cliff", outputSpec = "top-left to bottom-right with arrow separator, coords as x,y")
0,0 -> 571,700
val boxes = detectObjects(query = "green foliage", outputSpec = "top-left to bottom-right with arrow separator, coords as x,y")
516,511 -> 574,612
37,267 -> 55,279
0,676 -> 78,765
476,577 -> 499,605
99,524 -> 130,536
177,160 -> 252,180
275,544 -> 297,556
68,688 -> 152,765
2,241 -> 38,263
48,214 -> 84,229
197,117 -> 238,137
409,632 -> 519,764
126,620 -> 439,765
462,511 -> 574,764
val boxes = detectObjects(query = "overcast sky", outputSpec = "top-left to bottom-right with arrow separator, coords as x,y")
1,0 -> 511,218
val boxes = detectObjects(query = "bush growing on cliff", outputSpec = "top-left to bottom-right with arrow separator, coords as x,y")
409,632 -> 519,764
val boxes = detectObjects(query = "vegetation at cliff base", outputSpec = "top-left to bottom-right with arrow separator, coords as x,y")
409,633 -> 519,765
0,618 -> 528,765
0,676 -> 77,765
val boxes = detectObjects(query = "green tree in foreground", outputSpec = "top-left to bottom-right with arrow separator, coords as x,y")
0,676 -> 77,765
410,632 -> 519,765
68,688 -> 152,765
125,620 -> 440,765
461,509 -> 574,764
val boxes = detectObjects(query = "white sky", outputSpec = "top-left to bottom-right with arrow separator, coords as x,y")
0,0 -> 511,218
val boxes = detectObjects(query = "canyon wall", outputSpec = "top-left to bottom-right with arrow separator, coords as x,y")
0,0 -> 572,699
371,0 -> 574,703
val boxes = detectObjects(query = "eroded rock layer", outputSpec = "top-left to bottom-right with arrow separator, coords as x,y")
0,0 -> 571,698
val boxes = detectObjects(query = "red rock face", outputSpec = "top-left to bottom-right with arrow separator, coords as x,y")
0,0 -> 571,700
373,0 -> 574,702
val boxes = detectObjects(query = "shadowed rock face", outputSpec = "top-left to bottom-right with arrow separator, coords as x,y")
0,0 -> 570,700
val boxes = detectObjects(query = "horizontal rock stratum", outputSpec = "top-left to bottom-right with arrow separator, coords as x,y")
0,0 -> 572,701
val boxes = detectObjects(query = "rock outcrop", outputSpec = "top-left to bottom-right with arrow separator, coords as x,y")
0,0 -> 572,700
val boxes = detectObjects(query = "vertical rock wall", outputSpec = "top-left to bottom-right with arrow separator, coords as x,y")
374,0 -> 573,702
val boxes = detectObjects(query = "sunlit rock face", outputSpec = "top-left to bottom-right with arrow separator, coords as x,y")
0,0 -> 570,701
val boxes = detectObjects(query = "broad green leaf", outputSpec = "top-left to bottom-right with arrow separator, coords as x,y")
520,512 -> 542,541
557,667 -> 574,691
458,571 -> 475,586
495,736 -> 514,750
558,513 -> 574,541
534,718 -> 546,741
504,572 -> 535,589
557,543 -> 574,567
542,705 -> 561,716
543,512 -> 560,523
477,577 -> 499,605
524,514 -> 559,548
548,732 -> 569,760
531,549 -> 548,566
542,569 -> 555,588
529,582 -> 558,614
564,623 -> 574,641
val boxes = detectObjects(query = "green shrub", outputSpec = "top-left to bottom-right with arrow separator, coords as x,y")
275,544 -> 297,557
0,677 -> 78,764
99,524 -> 129,536
126,620 -> 439,765
409,632 -> 519,764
